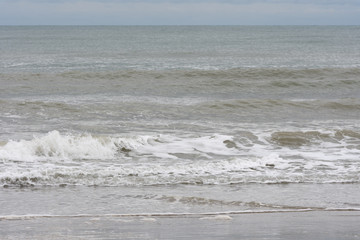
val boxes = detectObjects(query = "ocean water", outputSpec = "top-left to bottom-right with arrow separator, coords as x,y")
1,26 -> 360,237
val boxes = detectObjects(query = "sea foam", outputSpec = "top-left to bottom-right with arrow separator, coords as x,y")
0,131 -> 238,162
0,130 -> 359,186
0,131 -> 117,162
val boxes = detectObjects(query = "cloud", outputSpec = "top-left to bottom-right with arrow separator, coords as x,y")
1,0 -> 359,25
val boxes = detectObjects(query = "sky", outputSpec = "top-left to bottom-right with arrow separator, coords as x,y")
0,0 -> 359,25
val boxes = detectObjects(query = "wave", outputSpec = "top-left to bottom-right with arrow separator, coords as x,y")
3,129 -> 358,162
1,130 -> 359,187
2,97 -> 360,119
2,208 -> 360,221
2,67 -> 360,84
270,129 -> 360,147
0,131 -> 150,162
55,67 -> 360,81
196,98 -> 360,109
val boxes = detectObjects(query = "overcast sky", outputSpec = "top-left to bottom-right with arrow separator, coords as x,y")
1,0 -> 359,25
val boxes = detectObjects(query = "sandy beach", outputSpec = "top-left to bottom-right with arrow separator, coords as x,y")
1,211 -> 359,239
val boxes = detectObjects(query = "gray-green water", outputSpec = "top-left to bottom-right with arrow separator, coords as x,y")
1,26 -> 360,239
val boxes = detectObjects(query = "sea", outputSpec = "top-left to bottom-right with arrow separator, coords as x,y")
1,26 -> 360,238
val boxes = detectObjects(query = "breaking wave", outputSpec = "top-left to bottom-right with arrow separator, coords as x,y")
1,130 -> 359,187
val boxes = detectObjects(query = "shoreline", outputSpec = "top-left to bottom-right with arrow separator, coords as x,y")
1,211 -> 359,239
1,208 -> 360,220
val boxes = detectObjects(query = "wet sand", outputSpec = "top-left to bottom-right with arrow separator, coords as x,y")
1,211 -> 359,240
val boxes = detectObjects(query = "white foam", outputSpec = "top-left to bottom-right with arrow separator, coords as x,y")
0,131 -> 239,162
1,129 -> 360,186
0,131 -> 118,162
4,208 -> 358,221
140,217 -> 157,222
200,215 -> 232,221
137,134 -> 239,159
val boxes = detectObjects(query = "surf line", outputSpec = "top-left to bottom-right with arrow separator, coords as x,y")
1,208 -> 359,220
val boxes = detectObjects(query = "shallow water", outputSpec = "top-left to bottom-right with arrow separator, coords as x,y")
1,185 -> 360,239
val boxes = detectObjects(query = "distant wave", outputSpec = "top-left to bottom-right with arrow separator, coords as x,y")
2,66 -> 360,80
50,67 -> 360,83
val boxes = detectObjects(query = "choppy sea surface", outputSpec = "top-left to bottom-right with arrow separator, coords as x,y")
1,26 -> 360,228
